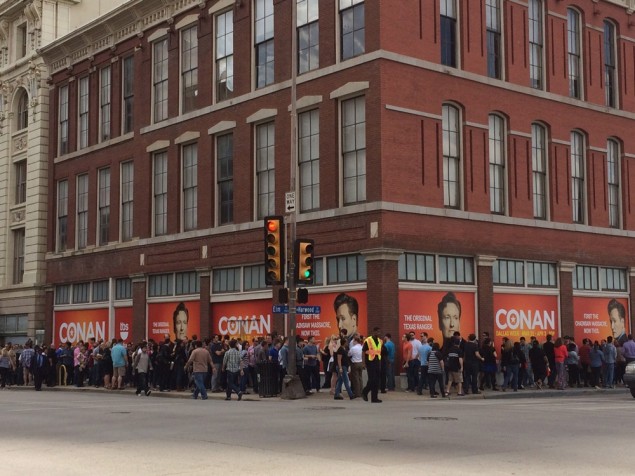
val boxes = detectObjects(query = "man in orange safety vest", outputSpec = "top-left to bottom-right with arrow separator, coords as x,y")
362,327 -> 383,403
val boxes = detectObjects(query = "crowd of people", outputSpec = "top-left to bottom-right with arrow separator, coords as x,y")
1,330 -> 634,400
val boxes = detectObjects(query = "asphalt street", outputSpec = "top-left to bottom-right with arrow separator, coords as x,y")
1,389 -> 633,475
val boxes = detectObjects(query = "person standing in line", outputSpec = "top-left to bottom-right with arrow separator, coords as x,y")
348,335 -> 363,398
185,340 -> 213,400
565,342 -> 580,388
622,335 -> 635,364
222,339 -> 243,401
362,327 -> 383,403
33,346 -> 48,391
383,333 -> 396,391
427,342 -> 446,398
209,335 -> 225,392
602,335 -> 617,389
445,337 -> 464,397
543,335 -> 556,388
303,336 -> 321,393
417,334 -> 432,395
402,334 -> 417,392
553,338 -> 569,390
528,339 -> 548,390
333,337 -> 355,400
111,339 -> 128,390
133,342 -> 153,397
589,341 -> 604,389
19,341 -> 35,387
462,333 -> 484,395
578,338 -> 592,387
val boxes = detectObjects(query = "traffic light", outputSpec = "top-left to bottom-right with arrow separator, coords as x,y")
297,288 -> 309,304
264,216 -> 284,285
294,238 -> 314,285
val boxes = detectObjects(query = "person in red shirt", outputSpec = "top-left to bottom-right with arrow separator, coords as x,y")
553,338 -> 569,390
402,335 -> 415,391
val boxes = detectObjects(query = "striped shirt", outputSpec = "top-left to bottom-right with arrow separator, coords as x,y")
223,348 -> 242,373
427,350 -> 444,374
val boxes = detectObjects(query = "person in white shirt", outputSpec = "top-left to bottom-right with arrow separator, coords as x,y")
348,335 -> 364,398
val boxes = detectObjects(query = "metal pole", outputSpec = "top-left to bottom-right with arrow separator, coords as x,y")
286,0 -> 298,378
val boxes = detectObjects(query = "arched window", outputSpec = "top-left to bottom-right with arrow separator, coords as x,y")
604,20 -> 618,108
442,104 -> 461,208
567,8 -> 582,99
528,0 -> 544,89
571,131 -> 586,224
16,90 -> 28,130
531,123 -> 547,219
607,139 -> 620,228
489,114 -> 506,214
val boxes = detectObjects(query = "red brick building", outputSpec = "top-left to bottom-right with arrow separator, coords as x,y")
40,0 -> 635,355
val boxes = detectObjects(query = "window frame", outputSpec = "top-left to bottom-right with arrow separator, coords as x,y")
58,85 -> 69,155
215,9 -> 234,102
16,89 -> 29,131
571,131 -> 586,224
121,161 -> 134,242
255,0 -> 275,89
217,133 -> 234,225
531,123 -> 548,220
567,8 -> 582,99
442,104 -> 461,209
604,20 -> 618,108
98,168 -> 111,246
99,65 -> 111,142
122,56 -> 134,134
298,108 -> 320,212
488,114 -> 506,215
486,0 -> 502,79
153,38 -> 169,123
341,96 -> 366,206
57,180 -> 68,252
76,173 -> 89,250
528,0 -> 544,89
340,0 -> 365,61
14,160 -> 27,205
440,0 -> 457,67
153,151 -> 168,237
12,228 -> 25,285
256,121 -> 276,219
607,139 -> 620,229
78,76 -> 89,149
182,143 -> 198,231
180,24 -> 199,114
297,0 -> 319,73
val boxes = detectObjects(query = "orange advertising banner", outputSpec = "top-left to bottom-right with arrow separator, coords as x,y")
493,293 -> 559,350
211,291 -> 367,346
54,309 -> 109,345
114,307 -> 133,343
147,301 -> 200,342
573,296 -> 629,345
399,290 -> 476,350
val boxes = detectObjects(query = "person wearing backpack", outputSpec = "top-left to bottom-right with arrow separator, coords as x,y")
445,337 -> 464,396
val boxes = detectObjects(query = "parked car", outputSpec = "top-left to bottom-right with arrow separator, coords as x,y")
624,362 -> 635,398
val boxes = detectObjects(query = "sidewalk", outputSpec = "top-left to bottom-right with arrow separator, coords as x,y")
5,383 -> 629,401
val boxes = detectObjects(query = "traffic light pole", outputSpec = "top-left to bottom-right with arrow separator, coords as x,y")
281,0 -> 302,398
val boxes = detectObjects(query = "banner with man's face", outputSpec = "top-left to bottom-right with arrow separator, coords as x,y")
573,296 -> 629,345
398,290 -> 477,348
147,301 -> 200,342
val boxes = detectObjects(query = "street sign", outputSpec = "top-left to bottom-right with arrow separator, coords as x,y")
285,191 -> 296,213
272,305 -> 321,314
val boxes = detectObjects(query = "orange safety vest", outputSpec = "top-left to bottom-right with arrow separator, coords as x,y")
365,336 -> 382,361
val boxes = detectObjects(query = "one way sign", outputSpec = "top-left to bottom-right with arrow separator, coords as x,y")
285,191 -> 296,213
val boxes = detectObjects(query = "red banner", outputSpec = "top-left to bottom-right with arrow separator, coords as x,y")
114,307 -> 133,343
573,296 -> 629,345
399,290 -> 477,346
54,309 -> 109,345
211,291 -> 367,347
493,293 -> 559,350
147,301 -> 200,342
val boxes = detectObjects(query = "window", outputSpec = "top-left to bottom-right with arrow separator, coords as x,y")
98,168 -> 111,245
175,271 -> 199,295
14,160 -> 26,204
493,259 -> 524,286
217,134 -> 233,225
73,282 -> 90,304
571,131 -> 585,224
439,256 -> 474,284
153,38 -> 169,122
440,0 -> 457,67
327,254 -> 366,284
601,267 -> 627,292
182,144 -> 197,231
55,285 -> 70,305
115,278 -> 132,300
153,152 -> 168,236
16,23 -> 27,59
486,0 -> 501,79
573,265 -> 598,291
489,114 -> 505,214
342,96 -> 366,205
121,161 -> 134,241
78,76 -> 89,149
17,90 -> 28,130
567,9 -> 582,99
532,123 -> 547,219
244,265 -> 266,291
442,104 -> 461,208
255,0 -> 274,88
527,262 -> 557,287
59,85 -> 69,155
604,21 -> 617,108
122,56 -> 134,134
212,267 -> 241,293
181,25 -> 198,113
299,109 -> 320,211
0,314 -> 28,334
148,274 -> 173,297
256,122 -> 275,219
340,0 -> 364,60
215,10 -> 234,101
528,0 -> 543,89
92,281 -> 109,302
57,180 -> 68,252
12,229 -> 25,284
100,66 -> 111,141
77,174 -> 88,250
398,253 -> 435,282
607,140 -> 620,229
298,0 -> 319,73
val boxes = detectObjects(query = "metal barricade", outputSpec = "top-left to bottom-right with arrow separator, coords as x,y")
257,361 -> 279,397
